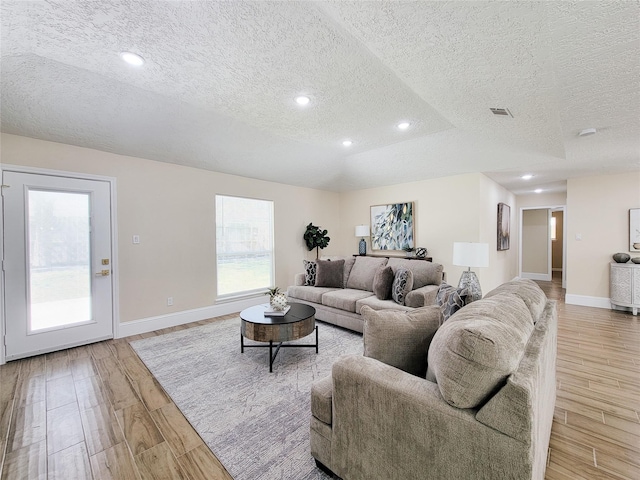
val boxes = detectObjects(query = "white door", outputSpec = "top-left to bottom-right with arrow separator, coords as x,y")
3,171 -> 114,360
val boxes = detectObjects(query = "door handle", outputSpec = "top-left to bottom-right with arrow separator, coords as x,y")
96,269 -> 111,277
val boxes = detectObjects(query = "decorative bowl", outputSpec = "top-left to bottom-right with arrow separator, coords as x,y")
632,257 -> 640,264
634,243 -> 640,250
612,253 -> 631,263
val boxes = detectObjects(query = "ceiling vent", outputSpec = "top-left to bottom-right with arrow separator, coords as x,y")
490,108 -> 513,118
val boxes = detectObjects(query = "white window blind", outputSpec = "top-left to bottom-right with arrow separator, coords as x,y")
215,195 -> 274,298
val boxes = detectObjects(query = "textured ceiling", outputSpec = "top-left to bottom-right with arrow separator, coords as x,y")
1,0 -> 639,194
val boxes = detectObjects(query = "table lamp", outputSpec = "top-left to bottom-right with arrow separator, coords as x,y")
355,225 -> 370,255
453,242 -> 489,302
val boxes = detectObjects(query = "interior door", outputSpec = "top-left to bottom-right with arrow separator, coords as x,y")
3,171 -> 113,360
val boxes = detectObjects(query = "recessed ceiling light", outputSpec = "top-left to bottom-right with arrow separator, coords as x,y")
578,128 -> 597,137
521,174 -> 534,180
295,95 -> 310,106
534,188 -> 543,194
120,51 -> 145,66
397,122 -> 410,130
342,140 -> 353,147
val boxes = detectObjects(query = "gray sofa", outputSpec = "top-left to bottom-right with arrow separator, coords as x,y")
287,255 -> 444,333
310,278 -> 557,480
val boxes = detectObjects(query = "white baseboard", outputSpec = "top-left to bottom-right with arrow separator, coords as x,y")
117,297 -> 265,338
521,272 -> 552,281
564,294 -> 611,310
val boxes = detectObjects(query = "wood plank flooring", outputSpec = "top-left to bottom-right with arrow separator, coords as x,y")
0,315 -> 236,480
0,275 -> 638,479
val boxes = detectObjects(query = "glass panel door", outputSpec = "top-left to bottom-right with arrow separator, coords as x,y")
28,190 -> 92,331
3,171 -> 114,361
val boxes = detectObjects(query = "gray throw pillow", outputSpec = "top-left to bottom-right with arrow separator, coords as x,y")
436,282 -> 468,323
372,266 -> 394,300
391,268 -> 413,305
362,305 -> 441,377
303,260 -> 317,286
315,259 -> 345,288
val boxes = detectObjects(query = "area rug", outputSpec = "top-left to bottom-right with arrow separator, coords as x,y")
130,317 -> 363,480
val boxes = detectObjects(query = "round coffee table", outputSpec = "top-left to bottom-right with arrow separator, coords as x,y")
240,302 -> 317,372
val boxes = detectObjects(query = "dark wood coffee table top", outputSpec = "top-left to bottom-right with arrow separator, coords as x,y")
240,302 -> 316,326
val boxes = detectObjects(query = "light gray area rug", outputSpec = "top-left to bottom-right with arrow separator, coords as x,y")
130,317 -> 363,480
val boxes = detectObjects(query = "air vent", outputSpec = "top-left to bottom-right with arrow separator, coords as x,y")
490,108 -> 513,118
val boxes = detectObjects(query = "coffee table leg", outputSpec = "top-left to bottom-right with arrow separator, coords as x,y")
315,326 -> 319,353
269,341 -> 273,373
241,334 -> 244,353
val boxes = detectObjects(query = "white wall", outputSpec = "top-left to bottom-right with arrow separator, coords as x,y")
478,174 -> 518,292
1,134 -> 341,324
338,173 -> 517,293
566,171 -> 640,304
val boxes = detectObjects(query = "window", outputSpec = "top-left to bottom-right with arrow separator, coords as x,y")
215,195 -> 274,298
550,215 -> 557,241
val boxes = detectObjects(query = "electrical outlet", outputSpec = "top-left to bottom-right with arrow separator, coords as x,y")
167,297 -> 173,306
133,235 -> 140,244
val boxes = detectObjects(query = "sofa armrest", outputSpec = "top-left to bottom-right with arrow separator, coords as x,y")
330,355 -> 528,480
311,375 -> 333,425
405,284 -> 439,308
294,272 -> 305,286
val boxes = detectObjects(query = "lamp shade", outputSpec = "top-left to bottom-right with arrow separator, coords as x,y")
453,242 -> 489,268
355,225 -> 370,237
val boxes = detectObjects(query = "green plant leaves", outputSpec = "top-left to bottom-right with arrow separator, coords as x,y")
303,223 -> 331,255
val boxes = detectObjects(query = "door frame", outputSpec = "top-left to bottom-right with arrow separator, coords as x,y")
0,164 -> 120,365
518,204 -> 567,289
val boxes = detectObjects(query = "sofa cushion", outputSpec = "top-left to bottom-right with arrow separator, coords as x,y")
303,260 -> 317,286
387,258 -> 443,289
391,268 -> 413,305
484,278 -> 547,323
436,282 -> 468,323
346,256 -> 388,291
372,266 -> 394,300
321,255 -> 356,288
287,285 -> 339,303
426,295 -> 535,409
315,259 -> 345,288
362,305 -> 440,377
322,289 -> 374,313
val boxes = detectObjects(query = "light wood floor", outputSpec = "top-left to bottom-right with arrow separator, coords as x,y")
0,275 -> 639,479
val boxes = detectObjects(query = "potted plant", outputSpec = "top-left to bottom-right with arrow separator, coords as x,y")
265,287 -> 288,311
303,223 -> 330,259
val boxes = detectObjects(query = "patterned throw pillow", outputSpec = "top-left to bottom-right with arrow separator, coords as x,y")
303,260 -> 317,286
391,268 -> 414,305
436,282 -> 468,323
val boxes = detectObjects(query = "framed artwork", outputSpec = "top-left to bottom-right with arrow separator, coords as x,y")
497,203 -> 510,251
370,202 -> 414,251
631,208 -> 640,252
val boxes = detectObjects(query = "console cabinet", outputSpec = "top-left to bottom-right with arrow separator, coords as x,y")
610,262 -> 640,315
